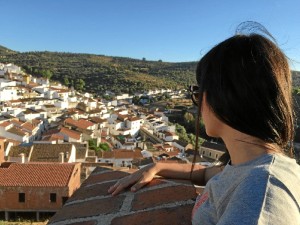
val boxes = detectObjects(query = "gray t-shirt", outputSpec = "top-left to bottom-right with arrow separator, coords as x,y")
192,153 -> 300,225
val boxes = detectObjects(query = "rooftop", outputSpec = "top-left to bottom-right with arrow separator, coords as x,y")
30,143 -> 73,162
0,162 -> 77,187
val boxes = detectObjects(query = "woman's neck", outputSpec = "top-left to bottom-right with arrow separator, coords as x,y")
221,127 -> 280,165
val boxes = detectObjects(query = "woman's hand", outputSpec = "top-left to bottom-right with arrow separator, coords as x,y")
108,163 -> 158,196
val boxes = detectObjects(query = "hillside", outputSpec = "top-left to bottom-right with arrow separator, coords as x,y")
0,46 -> 197,96
0,45 -> 299,96
0,45 -> 17,55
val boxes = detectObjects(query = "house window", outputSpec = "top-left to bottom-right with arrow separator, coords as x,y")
50,193 -> 57,203
209,152 -> 212,157
19,193 -> 25,202
216,154 -> 219,159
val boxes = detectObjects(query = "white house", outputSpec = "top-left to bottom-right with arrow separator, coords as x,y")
3,63 -> 22,74
35,77 -> 49,86
172,140 -> 193,154
98,149 -> 143,167
126,117 -> 141,137
0,79 -> 17,89
0,87 -> 18,101
59,127 -> 82,143
160,131 -> 179,142
54,99 -> 69,109
0,121 -> 29,143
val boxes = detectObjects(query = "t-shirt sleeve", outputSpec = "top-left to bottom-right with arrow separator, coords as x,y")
217,172 -> 300,225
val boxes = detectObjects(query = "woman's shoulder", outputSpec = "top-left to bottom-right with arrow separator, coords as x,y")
245,153 -> 300,180
224,153 -> 300,190
249,153 -> 300,204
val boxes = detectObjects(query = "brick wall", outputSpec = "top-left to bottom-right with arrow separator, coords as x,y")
49,166 -> 202,225
0,186 -> 69,210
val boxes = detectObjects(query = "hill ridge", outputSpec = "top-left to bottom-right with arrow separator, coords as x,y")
0,44 -> 299,96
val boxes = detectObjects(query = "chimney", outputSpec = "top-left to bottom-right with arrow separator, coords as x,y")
66,152 -> 69,160
19,153 -> 25,163
59,152 -> 64,163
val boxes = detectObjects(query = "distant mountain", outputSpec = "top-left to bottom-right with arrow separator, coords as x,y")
0,45 -> 197,95
0,45 -> 299,96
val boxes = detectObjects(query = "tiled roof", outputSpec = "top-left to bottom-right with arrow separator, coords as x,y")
101,151 -> 114,159
0,162 -> 77,187
11,119 -> 24,127
128,116 -> 141,122
86,109 -> 102,114
173,139 -> 189,147
88,117 -> 107,124
8,145 -> 32,157
163,131 -> 177,136
65,118 -> 95,130
48,166 -> 201,225
42,128 -> 60,136
7,126 -> 27,137
60,127 -> 81,140
0,121 -> 11,127
72,142 -> 88,159
42,133 -> 64,141
101,149 -> 143,159
21,121 -> 37,131
30,143 -> 73,162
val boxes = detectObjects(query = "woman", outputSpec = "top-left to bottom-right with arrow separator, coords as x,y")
108,22 -> 300,224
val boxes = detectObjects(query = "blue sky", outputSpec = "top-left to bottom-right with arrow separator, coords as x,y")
0,0 -> 299,70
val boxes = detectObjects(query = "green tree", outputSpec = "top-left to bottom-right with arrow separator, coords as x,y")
75,78 -> 85,91
175,123 -> 189,143
41,69 -> 53,80
63,76 -> 70,86
88,139 -> 98,150
99,142 -> 110,151
188,133 -> 205,147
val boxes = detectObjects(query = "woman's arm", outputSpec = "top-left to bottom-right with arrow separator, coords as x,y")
108,162 -> 223,196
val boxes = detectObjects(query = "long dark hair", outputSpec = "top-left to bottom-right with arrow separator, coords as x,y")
193,22 -> 295,169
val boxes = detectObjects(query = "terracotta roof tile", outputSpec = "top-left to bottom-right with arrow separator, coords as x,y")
88,117 -> 107,124
21,121 -> 37,131
0,121 -> 11,127
42,133 -> 65,141
128,116 -> 141,122
30,143 -> 73,162
102,151 -> 114,159
72,142 -> 88,159
8,145 -> 32,157
108,149 -> 143,159
7,126 -> 27,137
11,119 -> 24,127
60,127 -> 81,140
65,118 -> 95,130
0,162 -> 77,187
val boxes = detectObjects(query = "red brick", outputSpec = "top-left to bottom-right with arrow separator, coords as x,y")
111,204 -> 194,225
82,170 -> 130,186
70,182 -> 113,201
49,196 -> 125,223
143,178 -> 167,188
132,185 -> 197,211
